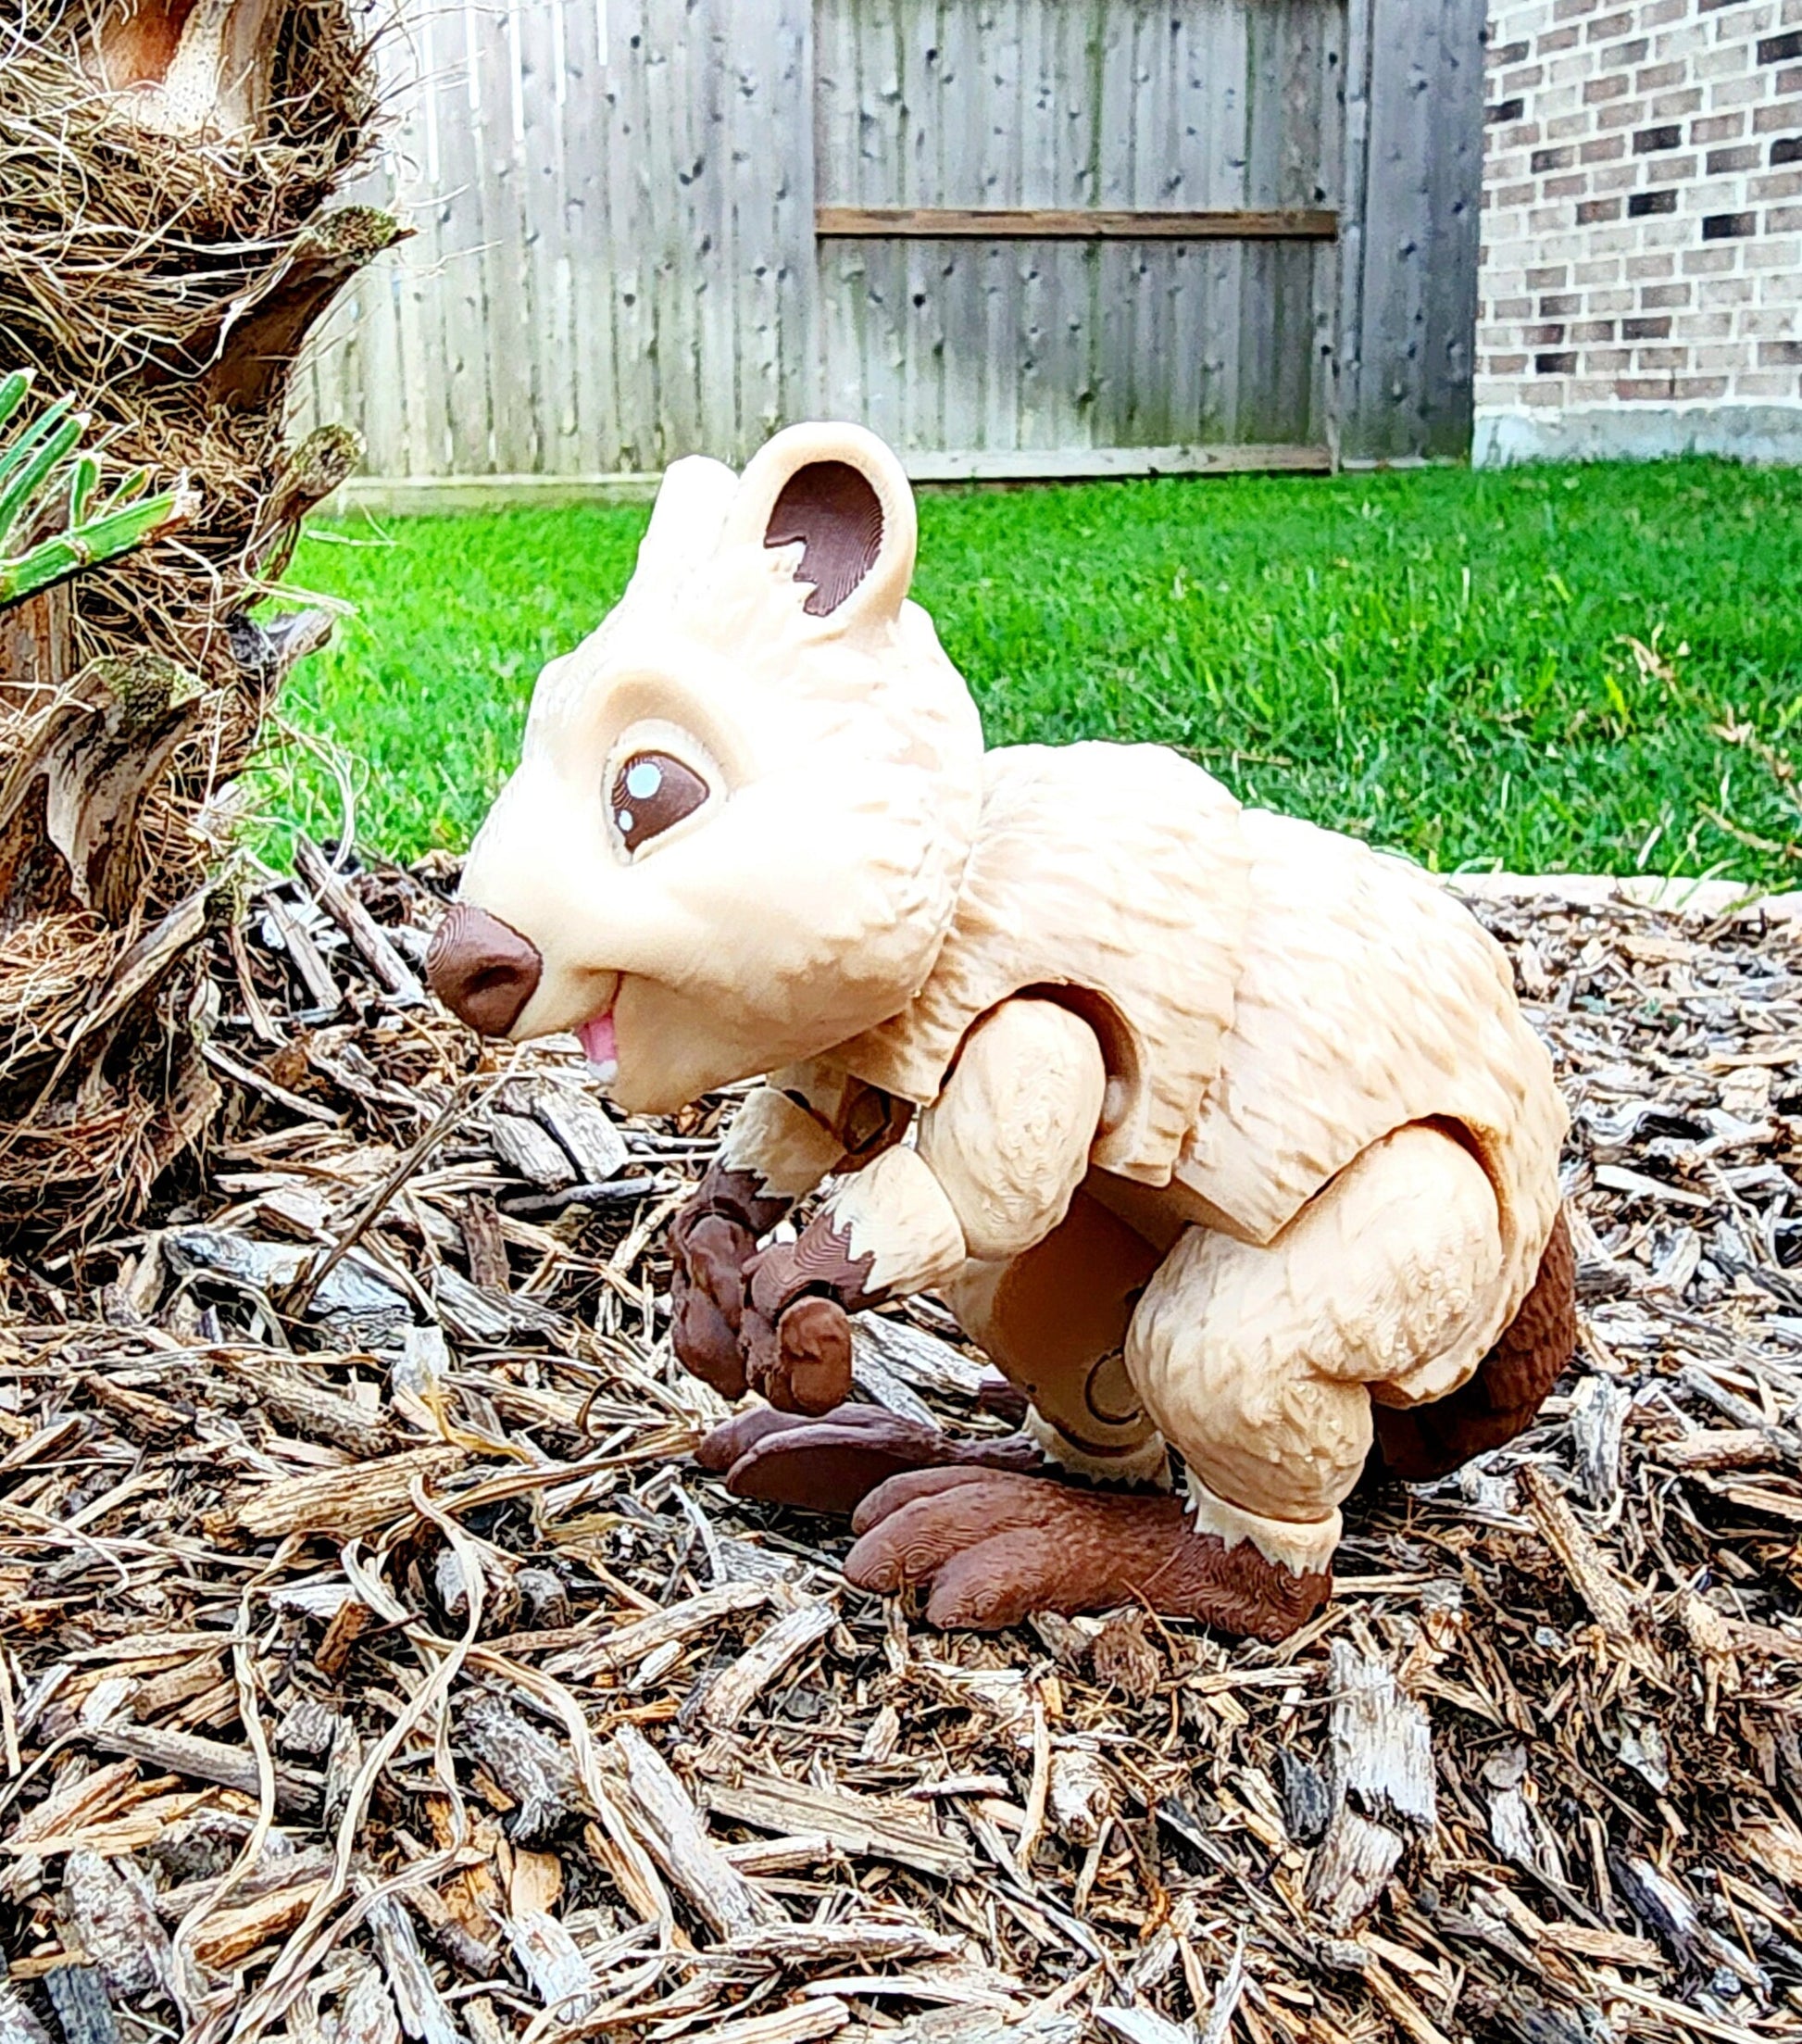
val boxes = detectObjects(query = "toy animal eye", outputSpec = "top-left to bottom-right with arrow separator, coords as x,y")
610,750 -> 708,852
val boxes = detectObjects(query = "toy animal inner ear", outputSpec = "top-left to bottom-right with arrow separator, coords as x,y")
763,460 -> 885,618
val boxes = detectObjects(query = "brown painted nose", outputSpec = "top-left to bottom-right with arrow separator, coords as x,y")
426,904 -> 543,1035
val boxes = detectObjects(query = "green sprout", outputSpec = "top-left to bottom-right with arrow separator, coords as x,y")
0,370 -> 194,611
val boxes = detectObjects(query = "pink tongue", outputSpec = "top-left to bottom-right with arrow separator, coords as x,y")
579,1012 -> 617,1068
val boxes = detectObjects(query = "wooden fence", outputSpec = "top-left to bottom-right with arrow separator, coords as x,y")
298,0 -> 1485,497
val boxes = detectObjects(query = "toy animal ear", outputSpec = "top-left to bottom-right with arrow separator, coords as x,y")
724,423 -> 918,633
624,454 -> 738,607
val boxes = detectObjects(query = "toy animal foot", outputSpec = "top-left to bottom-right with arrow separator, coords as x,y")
844,1468 -> 1331,1642
695,1404 -> 1045,1518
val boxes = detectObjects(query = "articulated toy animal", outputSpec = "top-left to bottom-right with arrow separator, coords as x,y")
427,423 -> 1574,1642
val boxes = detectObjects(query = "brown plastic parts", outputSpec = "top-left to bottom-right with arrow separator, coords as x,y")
1370,1208 -> 1577,1483
845,1467 -> 1330,1641
695,1402 -> 1043,1516
425,904 -> 543,1036
745,1295 -> 855,1416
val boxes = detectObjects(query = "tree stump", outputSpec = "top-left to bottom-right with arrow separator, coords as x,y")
0,1 -> 394,1240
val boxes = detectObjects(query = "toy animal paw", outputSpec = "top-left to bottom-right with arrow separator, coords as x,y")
695,1403 -> 1044,1517
669,1209 -> 757,1398
742,1294 -> 855,1416
844,1468 -> 1331,1642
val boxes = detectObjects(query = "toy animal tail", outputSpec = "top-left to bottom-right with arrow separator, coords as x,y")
1367,1209 -> 1576,1484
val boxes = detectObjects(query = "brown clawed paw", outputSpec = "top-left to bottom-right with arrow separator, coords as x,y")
746,1296 -> 854,1416
670,1283 -> 747,1399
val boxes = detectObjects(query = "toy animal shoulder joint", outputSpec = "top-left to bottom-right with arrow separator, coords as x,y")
428,423 -> 1575,1642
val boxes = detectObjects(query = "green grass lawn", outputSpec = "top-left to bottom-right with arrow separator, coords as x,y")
275,458 -> 1802,885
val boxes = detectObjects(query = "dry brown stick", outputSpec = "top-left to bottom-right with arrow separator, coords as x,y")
293,834 -> 425,1004
89,1727 -> 319,1819
610,1723 -> 784,1938
281,1074 -> 499,1317
1676,1364 -> 1802,1473
1518,1465 -> 1664,1679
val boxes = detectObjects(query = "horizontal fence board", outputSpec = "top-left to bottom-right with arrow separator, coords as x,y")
814,206 -> 1339,239
332,439 -> 1332,513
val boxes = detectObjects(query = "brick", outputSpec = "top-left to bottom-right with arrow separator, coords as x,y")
1673,309 -> 1737,336
1492,295 -> 1536,318
1616,375 -> 1682,396
1758,29 -> 1802,59
1708,142 -> 1765,168
1633,122 -> 1685,149
1640,280 -> 1695,304
1694,43 -> 1753,80
1635,345 -> 1692,368
1584,73 -> 1632,103
1541,26 -> 1583,52
1586,6 -> 1634,35
1629,186 -> 1681,213
1703,207 -> 1759,232
1543,172 -> 1588,197
1598,36 -> 1652,65
1570,319 -> 1621,339
1535,351 -> 1580,371
1504,64 -> 1547,93
1652,89 -> 1707,117
1627,249 -> 1678,277
1488,353 -> 1533,374
1525,323 -> 1571,342
1769,200 -> 1802,223
1554,0 -> 1602,19
1754,97 -> 1802,128
1783,64 -> 1802,89
1684,243 -> 1746,270
1622,314 -> 1674,336
1735,369 -> 1802,393
1581,134 -> 1629,160
1692,111 -> 1750,141
1539,291 -> 1583,314
1489,40 -> 1532,66
1758,337 -> 1802,358
1635,61 -> 1688,89
1694,343 -> 1756,370
1773,132 -> 1802,157
1713,74 -> 1776,106
1488,97 -> 1528,122
1575,195 -> 1622,221
1526,265 -> 1570,287
1533,144 -> 1579,169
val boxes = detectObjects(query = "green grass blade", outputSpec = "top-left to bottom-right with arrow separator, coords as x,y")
0,408 -> 83,553
0,370 -> 33,438
0,485 -> 183,608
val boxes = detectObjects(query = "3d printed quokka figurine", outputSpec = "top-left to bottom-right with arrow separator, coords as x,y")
428,423 -> 1575,1642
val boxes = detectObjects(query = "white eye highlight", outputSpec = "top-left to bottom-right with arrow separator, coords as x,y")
625,759 -> 664,801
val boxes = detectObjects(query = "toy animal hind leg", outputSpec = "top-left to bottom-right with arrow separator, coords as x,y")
845,1122 -> 1566,1640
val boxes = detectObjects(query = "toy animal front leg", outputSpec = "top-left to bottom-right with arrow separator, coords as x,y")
847,1123 -> 1508,1640
710,999 -> 1116,1511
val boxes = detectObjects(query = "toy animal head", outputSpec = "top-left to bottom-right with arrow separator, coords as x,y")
427,424 -> 986,1113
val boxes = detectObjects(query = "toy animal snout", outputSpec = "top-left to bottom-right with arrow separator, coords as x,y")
427,903 -> 543,1035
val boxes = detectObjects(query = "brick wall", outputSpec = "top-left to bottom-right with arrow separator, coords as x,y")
1475,0 -> 1802,463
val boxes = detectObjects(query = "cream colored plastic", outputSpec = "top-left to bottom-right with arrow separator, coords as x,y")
454,422 -> 1570,1567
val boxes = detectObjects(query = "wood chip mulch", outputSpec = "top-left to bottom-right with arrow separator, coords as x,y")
0,849 -> 1798,2044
